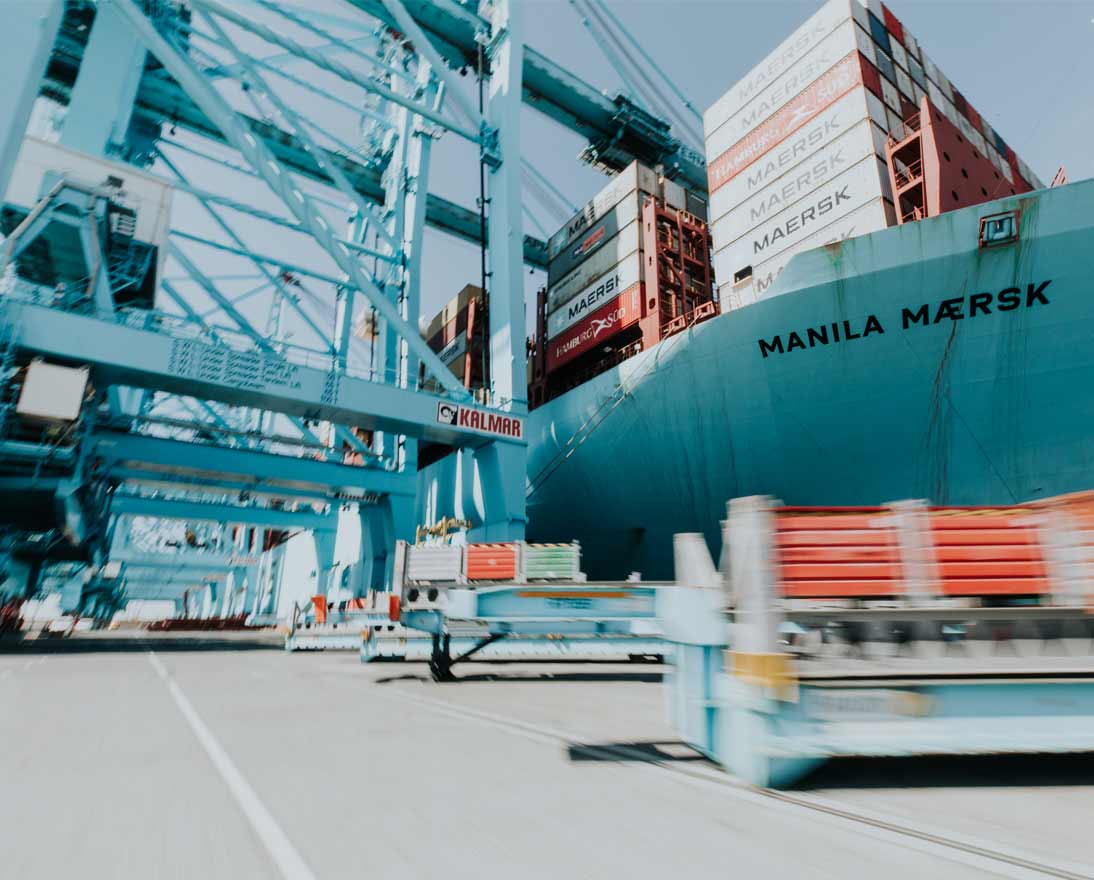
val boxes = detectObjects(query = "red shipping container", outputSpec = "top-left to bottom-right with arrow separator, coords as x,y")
859,55 -> 882,101
965,103 -> 981,135
546,283 -> 643,371
466,543 -> 519,581
881,4 -> 904,44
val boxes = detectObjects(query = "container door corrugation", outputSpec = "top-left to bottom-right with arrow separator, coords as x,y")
546,220 -> 641,313
774,510 -> 902,598
726,197 -> 892,309
708,88 -> 879,225
406,544 -> 463,583
711,155 -> 888,281
546,253 -> 641,339
703,0 -> 851,135
523,543 -> 582,581
465,543 -> 519,581
771,506 -> 1052,599
928,511 -> 1048,597
710,118 -> 885,245
548,162 -> 659,260
547,196 -> 642,285
705,19 -> 865,164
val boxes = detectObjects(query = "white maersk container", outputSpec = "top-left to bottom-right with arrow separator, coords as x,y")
545,161 -> 707,325
705,0 -> 895,308
705,15 -> 873,163
709,87 -> 889,224
547,162 -> 661,261
711,118 -> 889,246
546,252 -> 642,340
703,0 -> 854,137
712,155 -> 891,288
546,220 -> 641,313
721,197 -> 895,309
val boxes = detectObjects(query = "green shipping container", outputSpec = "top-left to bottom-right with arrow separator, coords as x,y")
522,543 -> 582,581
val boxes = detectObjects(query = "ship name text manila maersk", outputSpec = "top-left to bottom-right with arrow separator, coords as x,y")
757,281 -> 1052,358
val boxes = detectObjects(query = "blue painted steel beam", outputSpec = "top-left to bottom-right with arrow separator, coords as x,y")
122,578 -> 216,595
111,0 -> 470,398
110,494 -> 336,528
192,0 -> 482,146
114,551 -> 246,571
6,302 -> 524,448
94,431 -> 412,497
0,440 -> 76,466
242,0 -> 411,107
345,0 -> 706,189
159,280 -> 340,460
110,467 -> 346,504
448,584 -> 658,622
0,1 -> 62,196
167,239 -> 369,458
190,12 -> 406,255
153,112 -> 549,266
40,14 -> 549,265
60,0 -> 145,157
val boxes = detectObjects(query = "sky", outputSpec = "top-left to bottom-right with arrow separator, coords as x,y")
417,0 -> 1094,322
147,0 -> 1094,359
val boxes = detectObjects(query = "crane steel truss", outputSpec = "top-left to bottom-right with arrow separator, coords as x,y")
0,0 -> 700,621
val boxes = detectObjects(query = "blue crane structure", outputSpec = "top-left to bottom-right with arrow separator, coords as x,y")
0,0 -> 703,622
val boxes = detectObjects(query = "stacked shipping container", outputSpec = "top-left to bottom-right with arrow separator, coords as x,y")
422,283 -> 486,393
528,161 -> 716,407
705,0 -> 1043,310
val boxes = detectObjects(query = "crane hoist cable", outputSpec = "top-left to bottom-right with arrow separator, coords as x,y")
591,0 -> 704,125
566,0 -> 657,117
521,159 -> 579,215
580,0 -> 704,149
521,168 -> 572,224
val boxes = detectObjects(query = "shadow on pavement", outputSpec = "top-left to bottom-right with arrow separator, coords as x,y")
454,669 -> 664,684
568,740 -> 710,764
793,752 -> 1094,791
375,667 -> 664,685
0,633 -> 284,654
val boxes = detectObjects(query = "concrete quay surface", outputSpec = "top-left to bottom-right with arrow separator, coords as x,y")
1,631 -> 1092,879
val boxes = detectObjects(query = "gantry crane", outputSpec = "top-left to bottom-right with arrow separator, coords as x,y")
0,0 -> 703,621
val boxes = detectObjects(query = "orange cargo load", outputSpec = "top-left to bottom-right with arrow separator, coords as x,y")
768,503 -> 1056,600
465,543 -> 519,581
774,507 -> 903,599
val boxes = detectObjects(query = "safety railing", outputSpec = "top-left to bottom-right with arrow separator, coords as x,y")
892,158 -> 923,189
661,300 -> 718,339
886,111 -> 922,146
0,281 -> 432,392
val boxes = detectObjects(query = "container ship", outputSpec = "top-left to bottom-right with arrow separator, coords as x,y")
418,0 -> 1088,579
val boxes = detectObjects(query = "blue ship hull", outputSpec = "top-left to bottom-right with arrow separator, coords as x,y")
422,181 -> 1094,579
